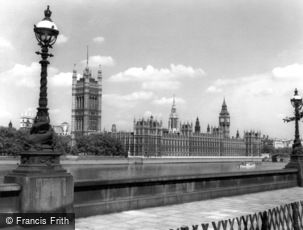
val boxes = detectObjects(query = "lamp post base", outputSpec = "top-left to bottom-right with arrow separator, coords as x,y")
4,151 -> 73,213
285,148 -> 303,187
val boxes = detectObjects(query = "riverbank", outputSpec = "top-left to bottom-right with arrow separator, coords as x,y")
0,155 -> 265,165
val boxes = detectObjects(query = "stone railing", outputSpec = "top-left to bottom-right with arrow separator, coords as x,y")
74,169 -> 298,217
171,201 -> 303,230
0,168 -> 299,218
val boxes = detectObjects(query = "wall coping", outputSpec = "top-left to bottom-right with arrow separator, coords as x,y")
74,168 -> 298,188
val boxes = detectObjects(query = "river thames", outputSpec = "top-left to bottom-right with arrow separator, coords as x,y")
0,160 -> 286,182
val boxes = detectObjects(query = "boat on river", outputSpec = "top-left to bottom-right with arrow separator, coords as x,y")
239,162 -> 256,169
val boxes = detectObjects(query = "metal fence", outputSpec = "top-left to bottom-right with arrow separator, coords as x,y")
171,201 -> 303,230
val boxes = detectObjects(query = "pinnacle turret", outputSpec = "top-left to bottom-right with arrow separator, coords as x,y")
168,95 -> 179,133
194,117 -> 200,133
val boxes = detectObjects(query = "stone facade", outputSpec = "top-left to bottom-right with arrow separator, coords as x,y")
71,65 -> 102,140
110,99 -> 262,157
20,114 -> 34,130
53,122 -> 70,136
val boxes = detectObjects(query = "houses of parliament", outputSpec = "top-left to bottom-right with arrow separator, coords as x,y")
71,63 -> 261,157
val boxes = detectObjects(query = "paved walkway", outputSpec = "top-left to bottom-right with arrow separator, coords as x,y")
76,187 -> 303,230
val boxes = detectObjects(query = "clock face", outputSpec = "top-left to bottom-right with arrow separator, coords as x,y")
220,117 -> 230,123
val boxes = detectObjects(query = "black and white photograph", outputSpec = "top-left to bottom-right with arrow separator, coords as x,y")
0,0 -> 303,229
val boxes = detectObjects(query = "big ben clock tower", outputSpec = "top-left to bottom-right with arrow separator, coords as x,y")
219,98 -> 230,138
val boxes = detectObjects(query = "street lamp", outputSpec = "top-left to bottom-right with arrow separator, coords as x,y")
26,5 -> 59,151
290,89 -> 303,152
284,88 -> 303,155
4,6 -> 73,214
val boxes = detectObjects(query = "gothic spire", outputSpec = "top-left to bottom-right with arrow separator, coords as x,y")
86,45 -> 89,68
8,121 -> 12,129
98,64 -> 102,79
171,95 -> 177,113
195,117 -> 200,133
173,94 -> 176,106
168,94 -> 179,133
220,98 -> 229,115
73,64 -> 77,76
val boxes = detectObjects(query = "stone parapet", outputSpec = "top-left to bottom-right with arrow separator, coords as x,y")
74,168 -> 298,217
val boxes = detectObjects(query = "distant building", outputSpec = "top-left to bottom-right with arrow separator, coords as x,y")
111,124 -> 117,133
219,99 -> 230,138
273,138 -> 292,149
20,114 -> 34,130
109,99 -> 262,157
168,96 -> 179,133
194,117 -> 200,134
71,63 -> 102,140
53,122 -> 70,136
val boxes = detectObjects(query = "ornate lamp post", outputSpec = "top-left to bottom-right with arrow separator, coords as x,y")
13,5 -> 62,171
33,5 -> 58,129
284,88 -> 303,186
28,5 -> 59,151
4,6 -> 73,214
290,89 -> 303,152
284,88 -> 303,155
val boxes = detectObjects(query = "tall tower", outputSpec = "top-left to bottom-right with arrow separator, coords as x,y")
219,98 -> 230,138
71,65 -> 77,142
97,65 -> 102,132
71,60 -> 102,140
194,117 -> 200,133
168,95 -> 179,133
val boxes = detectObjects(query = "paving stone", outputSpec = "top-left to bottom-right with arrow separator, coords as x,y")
76,187 -> 303,230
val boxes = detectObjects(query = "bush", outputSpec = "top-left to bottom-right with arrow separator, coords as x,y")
53,134 -> 72,155
0,127 -> 27,155
72,133 -> 127,157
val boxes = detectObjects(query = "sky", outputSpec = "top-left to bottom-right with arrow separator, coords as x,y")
1,0 -> 303,139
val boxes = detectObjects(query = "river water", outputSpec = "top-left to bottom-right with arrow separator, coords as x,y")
0,161 -> 287,182
67,161 -> 286,181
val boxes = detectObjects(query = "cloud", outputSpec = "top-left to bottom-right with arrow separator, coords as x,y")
206,86 -> 222,93
56,34 -> 69,44
143,110 -> 163,119
272,63 -> 303,79
81,55 -> 115,67
103,91 -> 154,109
0,37 -> 14,50
0,62 -> 57,88
93,36 -> 105,43
142,81 -> 181,90
206,73 -> 269,95
0,62 -> 73,129
109,64 -> 205,91
252,88 -> 274,97
152,96 -> 186,105
109,64 -> 205,82
49,72 -> 73,87
204,62 -> 303,137
207,63 -> 303,96
0,62 -> 74,90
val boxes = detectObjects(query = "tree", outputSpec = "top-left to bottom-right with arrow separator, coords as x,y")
72,133 -> 127,157
261,143 -> 275,154
53,134 -> 72,155
0,127 -> 27,156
